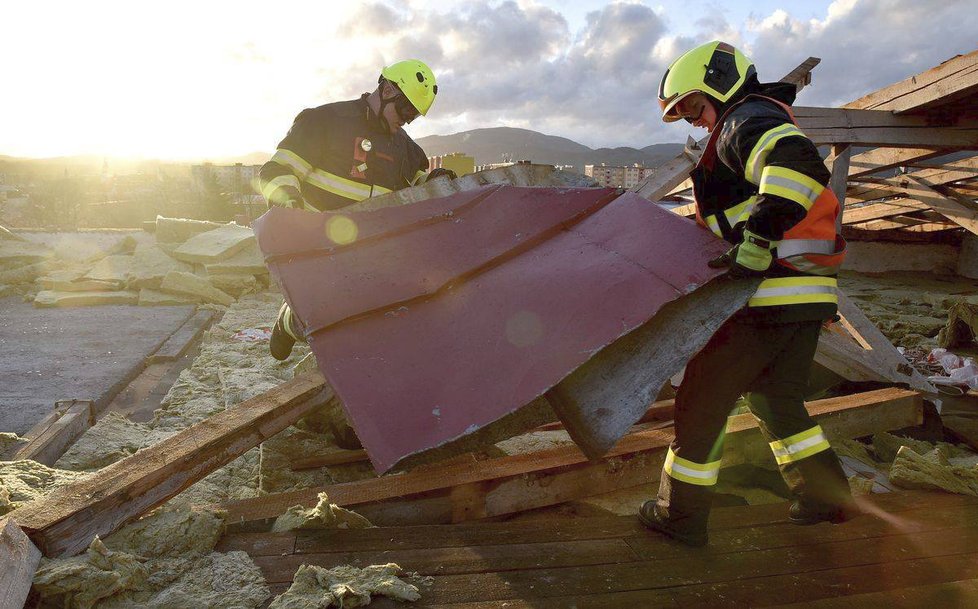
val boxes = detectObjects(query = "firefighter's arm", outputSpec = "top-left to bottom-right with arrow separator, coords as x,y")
719,115 -> 830,241
258,109 -> 322,209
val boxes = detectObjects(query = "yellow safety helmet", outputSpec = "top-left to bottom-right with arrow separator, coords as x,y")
658,41 -> 755,123
381,59 -> 438,116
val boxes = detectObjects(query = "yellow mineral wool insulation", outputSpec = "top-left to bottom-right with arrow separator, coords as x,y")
160,271 -> 234,306
268,563 -> 424,609
889,446 -> 978,496
0,460 -> 89,516
101,506 -> 226,559
55,412 -> 175,472
33,538 -> 271,609
33,506 -> 271,608
0,431 -> 27,456
271,492 -> 372,532
871,431 -> 974,464
848,475 -> 876,496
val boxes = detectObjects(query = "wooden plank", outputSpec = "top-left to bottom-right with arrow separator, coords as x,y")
442,553 -> 978,609
796,106 -> 974,129
846,155 -> 978,204
847,146 -> 948,179
803,125 -> 978,148
627,500 -> 978,561
844,49 -> 978,114
0,517 -> 42,609
903,176 -> 978,236
217,388 -> 921,525
254,538 -> 638,582
769,578 -> 978,609
12,399 -> 95,466
815,292 -> 935,394
843,200 -> 930,224
416,526 -> 978,605
11,371 -> 330,558
829,144 -> 852,206
148,309 -> 215,363
779,57 -> 820,91
290,448 -> 369,471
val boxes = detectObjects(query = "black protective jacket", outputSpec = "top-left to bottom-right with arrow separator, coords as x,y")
259,95 -> 429,212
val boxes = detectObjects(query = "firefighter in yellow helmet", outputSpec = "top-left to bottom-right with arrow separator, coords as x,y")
639,41 -> 856,546
260,60 -> 456,364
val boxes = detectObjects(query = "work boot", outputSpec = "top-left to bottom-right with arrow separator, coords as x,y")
270,303 -> 296,361
788,499 -> 859,526
638,500 -> 708,547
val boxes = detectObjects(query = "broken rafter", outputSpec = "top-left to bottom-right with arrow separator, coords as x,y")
11,372 -> 331,558
0,517 -> 41,609
902,176 -> 978,236
217,388 -> 922,526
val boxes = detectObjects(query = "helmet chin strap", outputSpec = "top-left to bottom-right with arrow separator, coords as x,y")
377,82 -> 401,133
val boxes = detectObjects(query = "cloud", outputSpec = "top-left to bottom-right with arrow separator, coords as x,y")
319,0 -> 975,151
746,0 -> 978,107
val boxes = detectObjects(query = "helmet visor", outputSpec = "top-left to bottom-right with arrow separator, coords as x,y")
659,91 -> 706,123
392,85 -> 421,123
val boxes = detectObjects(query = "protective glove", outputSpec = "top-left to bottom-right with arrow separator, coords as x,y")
428,167 -> 458,181
707,229 -> 774,277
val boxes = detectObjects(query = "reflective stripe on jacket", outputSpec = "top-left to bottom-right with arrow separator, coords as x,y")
692,94 -> 846,312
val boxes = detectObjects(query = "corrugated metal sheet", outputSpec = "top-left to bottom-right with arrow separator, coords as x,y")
255,185 -> 730,472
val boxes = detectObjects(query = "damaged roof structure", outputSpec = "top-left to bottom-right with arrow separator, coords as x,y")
1,50 -> 978,608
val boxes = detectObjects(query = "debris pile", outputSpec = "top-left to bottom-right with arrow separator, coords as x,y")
0,217 -> 268,309
32,507 -> 271,609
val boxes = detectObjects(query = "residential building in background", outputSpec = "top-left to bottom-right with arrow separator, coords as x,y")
191,163 -> 261,195
428,152 -> 476,177
584,163 -> 654,189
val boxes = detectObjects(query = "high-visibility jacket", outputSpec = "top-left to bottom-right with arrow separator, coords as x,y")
258,95 -> 431,212
691,86 -> 846,323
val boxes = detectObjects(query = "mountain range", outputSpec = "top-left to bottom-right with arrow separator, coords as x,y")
416,127 -> 683,171
0,127 -> 684,174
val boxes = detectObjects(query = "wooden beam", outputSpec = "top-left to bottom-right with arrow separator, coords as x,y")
217,388 -> 921,526
815,293 -> 934,394
0,517 -> 41,609
780,57 -> 821,91
901,176 -> 978,236
12,399 -> 95,466
844,49 -> 978,114
843,200 -> 931,224
845,155 -> 978,204
847,147 -> 948,179
830,144 -> 852,206
11,371 -> 330,558
806,125 -> 978,148
290,449 -> 369,471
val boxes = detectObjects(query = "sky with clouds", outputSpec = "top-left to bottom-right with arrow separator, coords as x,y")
2,0 -> 975,159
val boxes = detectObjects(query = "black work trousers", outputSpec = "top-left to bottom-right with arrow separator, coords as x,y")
656,313 -> 851,531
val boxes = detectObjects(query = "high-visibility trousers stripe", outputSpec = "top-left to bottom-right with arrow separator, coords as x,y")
769,425 -> 831,465
748,276 -> 838,307
663,447 -> 721,486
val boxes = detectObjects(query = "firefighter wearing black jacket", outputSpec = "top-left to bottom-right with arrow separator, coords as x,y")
260,59 -> 454,361
639,41 -> 856,547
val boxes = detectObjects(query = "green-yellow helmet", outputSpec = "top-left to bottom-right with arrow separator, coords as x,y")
658,41 -> 755,123
381,59 -> 438,116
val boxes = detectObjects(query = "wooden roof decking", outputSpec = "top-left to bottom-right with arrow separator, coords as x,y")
220,490 -> 978,608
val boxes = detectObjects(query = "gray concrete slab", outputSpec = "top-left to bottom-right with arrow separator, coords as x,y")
0,297 -> 194,435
